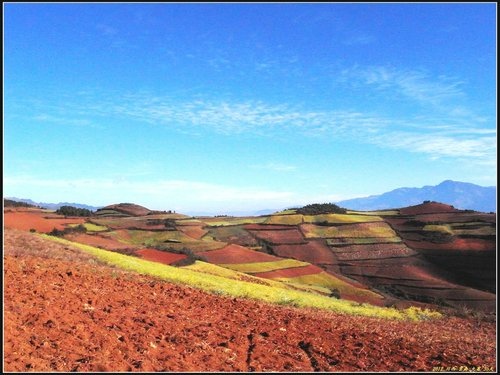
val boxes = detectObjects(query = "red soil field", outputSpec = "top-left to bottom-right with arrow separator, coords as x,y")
331,243 -> 417,261
198,244 -> 281,264
4,229 -> 496,372
135,248 -> 187,265
176,225 -> 208,240
404,238 -> 495,251
65,233 -> 135,251
252,264 -> 324,279
4,210 -> 86,232
272,241 -> 337,265
409,213 -> 496,224
248,229 -> 306,244
399,202 -> 460,215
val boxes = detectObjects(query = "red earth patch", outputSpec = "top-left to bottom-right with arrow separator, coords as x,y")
4,210 -> 86,232
272,241 -> 337,264
198,244 -> 281,264
135,248 -> 187,265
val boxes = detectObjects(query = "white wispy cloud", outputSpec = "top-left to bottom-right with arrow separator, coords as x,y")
22,84 -> 495,167
339,65 -> 465,105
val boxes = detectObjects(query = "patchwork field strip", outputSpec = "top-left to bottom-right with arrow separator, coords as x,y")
198,244 -> 282,264
65,233 -> 135,251
218,259 -> 311,274
302,213 -> 384,224
175,225 -> 209,240
4,211 -> 86,232
271,241 -> 338,265
403,238 -> 495,251
329,243 -> 417,261
204,226 -> 259,246
252,264 -> 324,279
248,228 -> 307,244
300,222 -> 398,239
265,214 -> 304,225
327,237 -> 402,245
136,248 -> 187,265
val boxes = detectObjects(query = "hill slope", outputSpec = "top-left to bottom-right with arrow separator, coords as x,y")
336,180 -> 496,213
4,229 -> 496,372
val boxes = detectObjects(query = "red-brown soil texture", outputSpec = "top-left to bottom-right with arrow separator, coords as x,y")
65,233 -> 134,252
135,248 -> 187,265
399,202 -> 460,215
4,229 -> 496,372
248,228 -> 307,244
4,209 -> 86,232
198,244 -> 281,264
272,240 -> 338,265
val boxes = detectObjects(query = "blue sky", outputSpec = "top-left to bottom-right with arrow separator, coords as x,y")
4,3 -> 497,214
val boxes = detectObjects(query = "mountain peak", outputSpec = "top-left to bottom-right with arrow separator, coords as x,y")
337,181 -> 496,212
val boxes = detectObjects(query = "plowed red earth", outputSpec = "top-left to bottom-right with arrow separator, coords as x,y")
399,202 -> 459,215
248,229 -> 306,244
135,248 -> 187,265
66,233 -> 134,251
199,244 -> 281,264
4,229 -> 496,372
404,238 -> 495,251
272,240 -> 337,264
4,210 -> 86,232
176,225 -> 208,240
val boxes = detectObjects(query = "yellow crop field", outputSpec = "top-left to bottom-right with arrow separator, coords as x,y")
219,259 -> 316,273
265,214 -> 304,225
423,224 -> 454,234
40,235 -> 442,321
275,272 -> 383,300
303,214 -> 383,224
301,223 -> 397,239
202,217 -> 268,227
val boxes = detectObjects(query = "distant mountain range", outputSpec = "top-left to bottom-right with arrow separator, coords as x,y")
4,198 -> 102,212
5,180 -> 496,215
336,180 -> 496,213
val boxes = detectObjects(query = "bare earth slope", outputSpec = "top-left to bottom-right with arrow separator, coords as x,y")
3,229 -> 496,372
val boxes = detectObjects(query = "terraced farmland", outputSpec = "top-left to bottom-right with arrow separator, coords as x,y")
218,259 -> 311,274
301,222 -> 398,239
265,214 -> 304,225
272,241 -> 338,265
198,244 -> 280,264
4,201 -> 495,315
248,228 -> 307,244
303,213 -> 384,224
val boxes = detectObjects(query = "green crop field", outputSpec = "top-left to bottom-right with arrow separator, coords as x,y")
41,235 -> 442,321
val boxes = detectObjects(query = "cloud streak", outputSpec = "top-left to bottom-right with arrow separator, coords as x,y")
20,71 -> 495,168
339,65 -> 466,105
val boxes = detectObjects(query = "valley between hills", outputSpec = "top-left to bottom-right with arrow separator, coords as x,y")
3,200 -> 496,372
